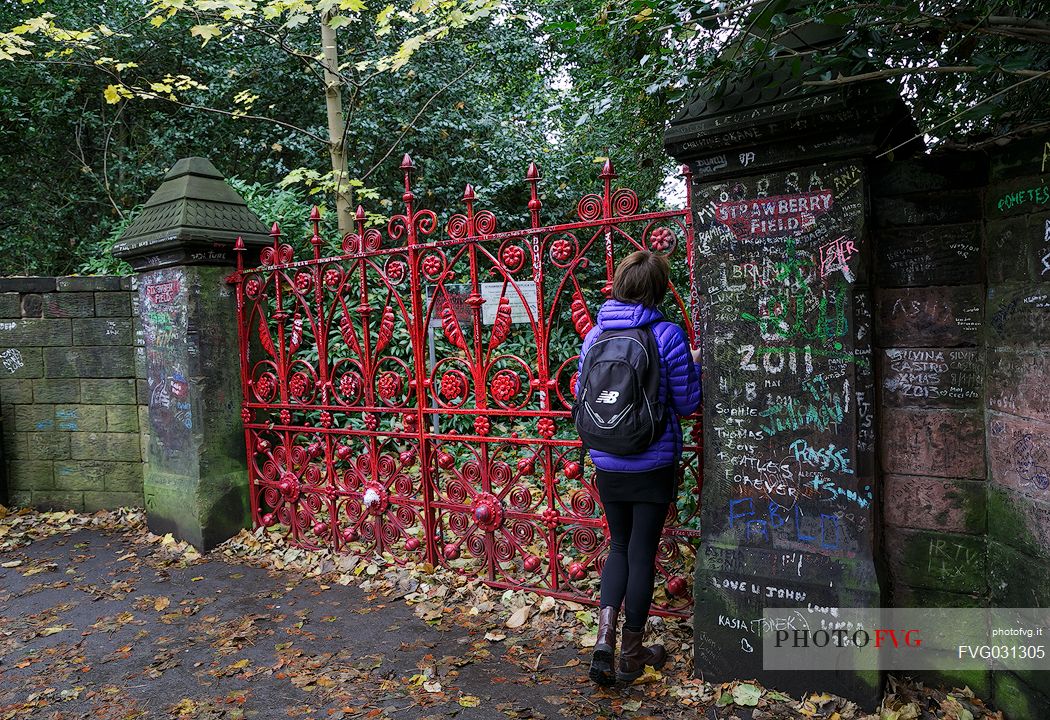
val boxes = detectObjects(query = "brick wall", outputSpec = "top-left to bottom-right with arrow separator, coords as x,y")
983,136 -> 1050,717
872,151 -> 989,606
871,151 -> 991,695
871,136 -> 1050,716
0,276 -> 146,510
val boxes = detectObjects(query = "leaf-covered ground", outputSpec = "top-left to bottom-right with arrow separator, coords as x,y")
0,507 -> 1003,720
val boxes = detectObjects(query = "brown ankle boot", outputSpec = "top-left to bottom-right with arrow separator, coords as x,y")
588,606 -> 618,686
617,626 -> 667,682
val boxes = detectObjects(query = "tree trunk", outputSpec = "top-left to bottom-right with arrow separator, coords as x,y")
320,14 -> 352,236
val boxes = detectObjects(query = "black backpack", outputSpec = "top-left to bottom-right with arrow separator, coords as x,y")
572,326 -> 668,455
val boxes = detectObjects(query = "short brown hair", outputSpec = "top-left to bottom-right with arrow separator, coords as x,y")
611,250 -> 669,307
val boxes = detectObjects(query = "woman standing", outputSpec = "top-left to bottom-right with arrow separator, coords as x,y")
574,250 -> 702,685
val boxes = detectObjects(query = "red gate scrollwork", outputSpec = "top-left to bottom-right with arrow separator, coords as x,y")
230,156 -> 702,616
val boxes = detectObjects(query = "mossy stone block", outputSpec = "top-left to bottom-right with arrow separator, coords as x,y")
94,292 -> 132,317
993,671 -> 1050,720
32,378 -> 80,404
69,432 -> 141,462
988,540 -> 1050,606
0,379 -> 33,404
9,460 -> 53,490
42,292 -> 93,318
43,346 -> 136,378
0,293 -> 20,318
106,405 -> 139,432
14,404 -> 56,432
30,490 -> 83,510
72,318 -> 133,346
83,490 -> 142,511
0,347 -> 42,378
80,379 -> 137,404
987,485 -> 1050,560
0,318 -> 72,346
884,527 -> 987,593
27,433 -> 71,460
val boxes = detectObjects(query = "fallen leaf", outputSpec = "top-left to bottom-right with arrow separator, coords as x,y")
733,682 -> 761,706
171,698 -> 197,717
154,596 -> 170,611
631,664 -> 663,685
23,564 -> 53,576
506,605 -> 531,628
551,657 -> 580,669
459,696 -> 480,707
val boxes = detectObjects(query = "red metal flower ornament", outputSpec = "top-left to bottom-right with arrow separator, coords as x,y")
440,371 -> 465,401
377,371 -> 402,401
491,370 -> 520,403
550,238 -> 573,263
649,226 -> 675,252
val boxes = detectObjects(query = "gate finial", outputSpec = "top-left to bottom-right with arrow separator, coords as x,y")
526,162 -> 542,227
401,154 -> 415,205
309,206 -> 323,260
354,205 -> 366,242
270,222 -> 281,251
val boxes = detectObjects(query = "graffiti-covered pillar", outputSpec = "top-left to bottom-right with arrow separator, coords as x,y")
665,66 -> 918,705
114,157 -> 270,550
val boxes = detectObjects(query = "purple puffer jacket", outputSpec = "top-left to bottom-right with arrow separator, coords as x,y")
575,300 -> 702,472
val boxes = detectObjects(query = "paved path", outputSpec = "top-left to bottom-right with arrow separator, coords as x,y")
0,526 -> 696,720
2,522 -> 995,720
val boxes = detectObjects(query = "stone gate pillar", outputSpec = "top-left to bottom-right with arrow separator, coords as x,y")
665,65 -> 918,705
114,157 -> 270,550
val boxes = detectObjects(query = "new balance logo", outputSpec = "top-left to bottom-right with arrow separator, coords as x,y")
595,390 -> 620,404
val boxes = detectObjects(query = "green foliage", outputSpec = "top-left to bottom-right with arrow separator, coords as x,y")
0,0 -> 678,276
77,215 -> 135,277
2,1 -> 1047,277
542,0 -> 1049,148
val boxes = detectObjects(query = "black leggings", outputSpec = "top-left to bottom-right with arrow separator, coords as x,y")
599,500 -> 669,631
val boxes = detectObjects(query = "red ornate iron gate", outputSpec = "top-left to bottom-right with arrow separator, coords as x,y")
230,156 -> 702,616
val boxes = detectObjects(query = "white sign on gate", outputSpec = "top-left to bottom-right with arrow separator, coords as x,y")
426,282 -> 538,327
480,281 -> 537,325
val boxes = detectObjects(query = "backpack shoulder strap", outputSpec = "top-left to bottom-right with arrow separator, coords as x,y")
640,324 -> 662,395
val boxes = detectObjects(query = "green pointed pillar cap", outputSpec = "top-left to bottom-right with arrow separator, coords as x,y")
113,157 -> 271,271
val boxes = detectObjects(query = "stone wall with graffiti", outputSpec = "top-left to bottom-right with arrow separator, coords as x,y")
692,160 -> 880,700
983,135 -> 1050,716
871,151 -> 988,612
0,276 -> 145,510
686,134 -> 1049,715
871,136 -> 1049,716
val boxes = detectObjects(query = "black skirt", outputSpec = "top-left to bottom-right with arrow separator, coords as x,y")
595,463 -> 678,504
